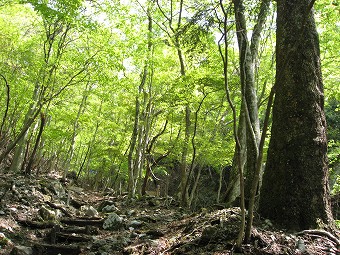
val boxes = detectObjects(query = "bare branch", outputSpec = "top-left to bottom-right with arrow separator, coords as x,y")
0,74 -> 10,136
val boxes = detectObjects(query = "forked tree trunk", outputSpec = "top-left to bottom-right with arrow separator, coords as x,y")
218,1 -> 246,247
63,83 -> 90,179
128,3 -> 154,198
225,0 -> 270,206
259,0 -> 334,230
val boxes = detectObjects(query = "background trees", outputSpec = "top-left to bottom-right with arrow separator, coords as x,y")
0,0 -> 339,230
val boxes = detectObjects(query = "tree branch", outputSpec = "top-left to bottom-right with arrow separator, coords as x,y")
0,74 -> 10,136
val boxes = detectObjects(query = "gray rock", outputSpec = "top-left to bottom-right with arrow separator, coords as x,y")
93,236 -> 130,252
48,181 -> 66,198
11,245 -> 33,255
296,239 -> 306,253
0,232 -> 9,244
103,212 -> 124,230
130,232 -> 138,238
39,205 -> 56,221
99,247 -> 110,255
146,229 -> 165,239
148,199 -> 160,207
81,205 -> 98,217
98,200 -> 115,212
102,204 -> 118,213
21,199 -> 30,206
127,210 -> 136,216
128,220 -> 143,228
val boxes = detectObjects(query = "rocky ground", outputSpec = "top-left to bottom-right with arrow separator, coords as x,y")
0,173 -> 339,255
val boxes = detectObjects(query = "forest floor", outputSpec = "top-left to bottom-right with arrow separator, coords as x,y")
0,173 -> 339,255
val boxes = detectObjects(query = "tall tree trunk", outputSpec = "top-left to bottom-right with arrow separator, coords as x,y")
142,120 -> 168,195
218,0 -> 247,247
259,0 -> 334,230
156,0 -> 190,205
4,19 -> 71,171
25,112 -> 46,175
180,105 -> 191,205
128,96 -> 140,197
83,117 -> 100,183
63,83 -> 90,179
128,3 -> 154,198
9,84 -> 40,172
187,164 -> 202,208
184,93 -> 208,208
225,0 -> 270,207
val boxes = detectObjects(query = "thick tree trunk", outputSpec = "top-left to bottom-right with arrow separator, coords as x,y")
259,0 -> 333,230
225,104 -> 246,206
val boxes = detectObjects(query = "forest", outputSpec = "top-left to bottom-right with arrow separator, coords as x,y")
0,0 -> 339,254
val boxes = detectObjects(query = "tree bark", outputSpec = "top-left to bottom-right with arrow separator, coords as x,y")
184,93 -> 208,208
259,0 -> 334,230
142,120 -> 168,195
63,83 -> 90,179
128,95 -> 140,197
128,3 -> 154,197
180,105 -> 191,205
225,0 -> 270,206
25,113 -> 46,175
0,74 -> 10,136
3,19 -> 72,171
218,1 -> 246,247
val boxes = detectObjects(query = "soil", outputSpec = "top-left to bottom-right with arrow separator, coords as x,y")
0,173 -> 339,255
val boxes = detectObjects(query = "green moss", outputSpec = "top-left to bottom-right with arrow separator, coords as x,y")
0,235 -> 9,246
335,220 -> 340,229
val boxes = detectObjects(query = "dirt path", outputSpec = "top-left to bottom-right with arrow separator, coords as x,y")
0,174 -> 339,254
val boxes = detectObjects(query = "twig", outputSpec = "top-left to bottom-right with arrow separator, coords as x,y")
0,74 -> 10,135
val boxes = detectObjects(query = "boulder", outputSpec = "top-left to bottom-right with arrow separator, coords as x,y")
47,181 -> 66,198
103,212 -> 124,230
10,245 -> 33,255
102,204 -> 118,213
39,205 -> 56,221
98,200 -> 116,212
128,220 -> 143,229
80,205 -> 98,217
92,236 -> 130,253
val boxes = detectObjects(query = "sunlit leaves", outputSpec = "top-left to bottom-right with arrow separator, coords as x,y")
1,0 -> 338,188
21,0 -> 82,21
315,0 -> 340,101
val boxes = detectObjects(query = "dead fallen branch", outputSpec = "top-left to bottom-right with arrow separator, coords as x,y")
60,217 -> 104,227
33,243 -> 81,255
17,219 -> 55,229
54,232 -> 92,243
